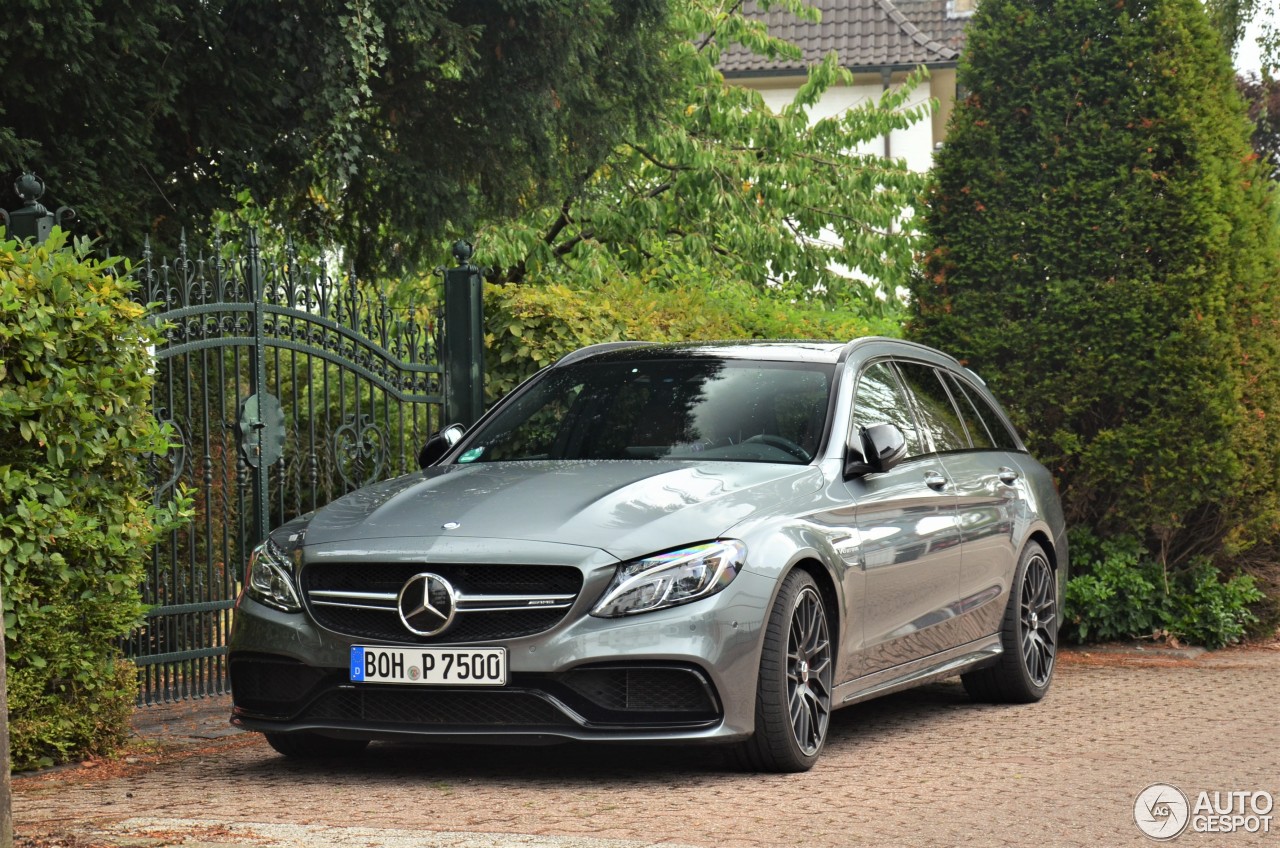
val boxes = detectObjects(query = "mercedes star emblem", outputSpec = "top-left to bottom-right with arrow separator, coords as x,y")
396,572 -> 458,636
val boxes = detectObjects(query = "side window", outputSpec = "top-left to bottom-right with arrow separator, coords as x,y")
940,372 -> 993,449
950,377 -> 1021,451
852,362 -> 927,458
894,361 -> 969,453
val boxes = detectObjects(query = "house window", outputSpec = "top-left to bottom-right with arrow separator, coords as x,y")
948,0 -> 976,15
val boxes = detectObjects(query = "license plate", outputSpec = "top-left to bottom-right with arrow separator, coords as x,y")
350,646 -> 507,686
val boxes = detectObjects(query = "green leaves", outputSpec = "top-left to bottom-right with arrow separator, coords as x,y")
1,233 -> 192,770
483,274 -> 902,402
3,1 -> 675,280
476,0 -> 928,312
1064,530 -> 1264,648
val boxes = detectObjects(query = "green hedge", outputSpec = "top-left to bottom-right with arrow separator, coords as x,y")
484,277 -> 901,399
909,0 -> 1280,585
0,231 -> 188,769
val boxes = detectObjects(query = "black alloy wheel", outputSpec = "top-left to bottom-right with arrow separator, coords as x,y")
1019,548 -> 1057,688
962,541 -> 1058,703
737,569 -> 834,772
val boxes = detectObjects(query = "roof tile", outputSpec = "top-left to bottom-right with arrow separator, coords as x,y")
719,0 -> 970,74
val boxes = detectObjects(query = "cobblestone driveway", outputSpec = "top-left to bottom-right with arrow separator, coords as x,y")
12,646 -> 1279,847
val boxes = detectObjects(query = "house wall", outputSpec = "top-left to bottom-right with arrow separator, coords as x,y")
929,67 -> 958,151
742,68 -> 957,172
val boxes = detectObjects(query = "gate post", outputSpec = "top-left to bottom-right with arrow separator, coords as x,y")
246,230 -> 271,545
0,173 -> 75,243
443,240 -> 485,427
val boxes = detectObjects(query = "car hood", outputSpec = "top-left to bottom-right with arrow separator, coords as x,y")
298,460 -> 824,561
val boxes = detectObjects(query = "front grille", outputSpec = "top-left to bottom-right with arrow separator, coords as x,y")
300,562 -> 584,643
301,688 -> 574,728
557,665 -> 719,718
310,606 -> 567,643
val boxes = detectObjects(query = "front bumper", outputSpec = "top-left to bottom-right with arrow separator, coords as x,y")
230,658 -> 729,743
228,567 -> 777,744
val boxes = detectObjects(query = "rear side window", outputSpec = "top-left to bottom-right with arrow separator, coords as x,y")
949,376 -> 1021,451
851,362 -> 928,458
894,361 -> 969,453
939,373 -> 994,449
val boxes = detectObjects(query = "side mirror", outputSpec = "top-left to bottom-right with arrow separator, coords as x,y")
843,423 -> 907,479
418,423 -> 467,469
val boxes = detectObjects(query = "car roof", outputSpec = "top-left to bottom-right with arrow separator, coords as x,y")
554,337 -> 963,369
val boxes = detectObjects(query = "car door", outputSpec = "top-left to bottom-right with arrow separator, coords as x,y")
842,360 -> 963,675
940,371 -> 1031,640
895,360 -> 1023,646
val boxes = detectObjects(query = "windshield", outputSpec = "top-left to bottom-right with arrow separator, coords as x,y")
456,358 -> 835,465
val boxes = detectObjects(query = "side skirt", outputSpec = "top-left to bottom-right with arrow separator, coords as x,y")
833,635 -> 1002,708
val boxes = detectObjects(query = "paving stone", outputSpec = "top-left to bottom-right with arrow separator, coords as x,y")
13,646 -> 1280,847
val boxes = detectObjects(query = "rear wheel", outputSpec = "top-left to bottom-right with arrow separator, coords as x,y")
264,731 -> 370,759
736,569 -> 833,772
962,541 -> 1057,703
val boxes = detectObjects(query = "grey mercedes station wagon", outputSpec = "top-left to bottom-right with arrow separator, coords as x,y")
229,338 -> 1067,772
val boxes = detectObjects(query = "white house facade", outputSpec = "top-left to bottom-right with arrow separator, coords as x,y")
720,0 -> 975,172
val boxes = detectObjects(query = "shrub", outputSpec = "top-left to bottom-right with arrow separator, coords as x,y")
1064,531 -> 1262,649
1063,534 -> 1166,643
1169,562 -> 1264,649
0,230 -> 188,769
484,276 -> 901,401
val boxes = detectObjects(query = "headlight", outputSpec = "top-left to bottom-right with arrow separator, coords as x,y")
591,541 -> 746,618
243,539 -> 302,612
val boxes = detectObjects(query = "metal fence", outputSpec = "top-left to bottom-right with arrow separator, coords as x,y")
127,231 -> 449,704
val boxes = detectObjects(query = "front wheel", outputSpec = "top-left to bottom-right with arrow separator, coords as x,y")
736,569 -> 834,772
962,541 -> 1058,703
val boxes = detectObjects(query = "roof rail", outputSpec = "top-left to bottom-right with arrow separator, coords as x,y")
553,341 -> 656,368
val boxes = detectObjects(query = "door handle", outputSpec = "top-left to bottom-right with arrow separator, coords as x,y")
998,467 -> 1019,485
924,471 -> 948,491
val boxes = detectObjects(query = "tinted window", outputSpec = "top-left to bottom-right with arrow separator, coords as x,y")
950,377 -> 1020,451
852,362 -> 927,458
894,361 -> 969,453
461,358 -> 835,465
941,373 -> 994,449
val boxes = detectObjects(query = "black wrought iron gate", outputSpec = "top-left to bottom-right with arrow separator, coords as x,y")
127,231 -> 450,704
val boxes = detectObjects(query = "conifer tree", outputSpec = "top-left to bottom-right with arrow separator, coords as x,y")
909,0 -> 1280,566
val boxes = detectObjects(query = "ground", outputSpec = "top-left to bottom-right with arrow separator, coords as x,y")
10,642 -> 1280,847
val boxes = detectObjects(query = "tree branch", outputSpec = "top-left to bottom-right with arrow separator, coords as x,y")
543,197 -> 576,246
645,180 -> 674,199
667,227 -> 732,257
553,229 -> 596,258
627,143 -> 684,172
503,187 -> 581,283
696,1 -> 744,53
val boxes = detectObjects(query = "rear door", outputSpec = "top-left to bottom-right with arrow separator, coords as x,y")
939,371 -> 1030,639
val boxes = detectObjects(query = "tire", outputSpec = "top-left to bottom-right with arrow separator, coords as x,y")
736,569 -> 834,773
264,731 -> 370,759
962,541 -> 1058,703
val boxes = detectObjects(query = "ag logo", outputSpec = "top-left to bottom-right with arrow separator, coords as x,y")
1135,783 -> 1190,840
